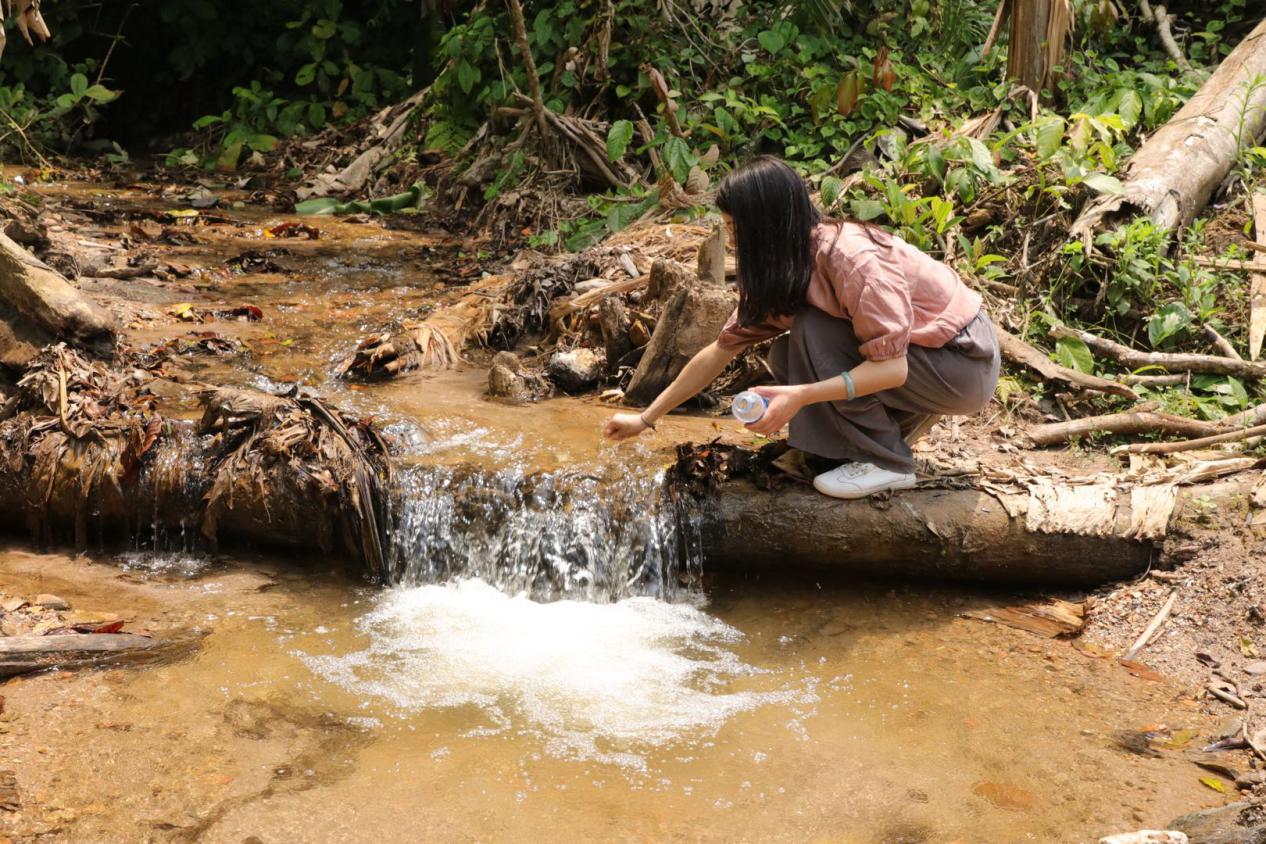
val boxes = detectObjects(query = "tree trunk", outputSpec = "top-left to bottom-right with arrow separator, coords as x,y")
0,232 -> 115,368
701,482 -> 1158,586
1005,0 -> 1073,95
1071,16 -> 1266,240
624,280 -> 735,405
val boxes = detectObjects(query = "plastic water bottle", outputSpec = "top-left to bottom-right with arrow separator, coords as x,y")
731,390 -> 768,424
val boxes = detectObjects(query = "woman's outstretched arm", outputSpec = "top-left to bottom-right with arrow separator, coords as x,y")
603,341 -> 741,440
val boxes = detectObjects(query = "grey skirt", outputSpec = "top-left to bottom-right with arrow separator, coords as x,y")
769,307 -> 1001,473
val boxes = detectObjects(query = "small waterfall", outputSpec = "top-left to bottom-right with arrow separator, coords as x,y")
384,461 -> 702,602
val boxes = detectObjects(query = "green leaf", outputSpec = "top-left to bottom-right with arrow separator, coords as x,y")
757,29 -> 786,53
850,198 -> 885,222
1147,302 -> 1192,347
307,102 -> 327,129
966,138 -> 994,173
215,140 -> 243,173
55,93 -> 77,109
661,136 -> 695,184
819,176 -> 844,207
70,73 -> 88,97
295,64 -> 317,87
248,134 -> 278,152
312,19 -> 338,39
1055,336 -> 1095,373
1117,89 -> 1142,129
606,119 -> 634,162
456,60 -> 479,95
1082,172 -> 1124,195
1034,117 -> 1065,160
84,85 -> 119,103
294,197 -> 344,215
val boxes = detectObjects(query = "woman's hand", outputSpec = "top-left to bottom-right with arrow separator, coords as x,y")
745,385 -> 806,436
603,412 -> 651,441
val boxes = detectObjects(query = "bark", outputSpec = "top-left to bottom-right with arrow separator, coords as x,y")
644,257 -> 696,301
702,482 -> 1152,586
1070,17 -> 1266,240
624,280 -> 735,405
0,633 -> 184,680
598,294 -> 632,368
997,327 -> 1138,399
696,223 -> 726,286
1052,326 -> 1266,379
1005,0 -> 1073,95
0,232 -> 115,368
1027,409 -> 1220,446
1117,422 -> 1266,454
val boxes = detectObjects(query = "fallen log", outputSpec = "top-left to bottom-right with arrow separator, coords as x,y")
998,327 -> 1138,399
1027,409 -> 1220,447
0,346 -> 394,578
0,633 -> 182,679
0,231 -> 115,368
671,442 -> 1260,586
1051,326 -> 1266,379
1070,16 -> 1266,240
1114,422 -> 1266,455
702,483 -> 1152,586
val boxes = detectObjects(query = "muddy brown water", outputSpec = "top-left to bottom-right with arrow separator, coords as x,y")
0,181 -> 1231,842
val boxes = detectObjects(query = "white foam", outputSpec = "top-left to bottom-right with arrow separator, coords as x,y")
303,580 -> 801,767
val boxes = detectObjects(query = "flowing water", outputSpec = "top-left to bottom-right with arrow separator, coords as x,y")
0,186 -> 1228,842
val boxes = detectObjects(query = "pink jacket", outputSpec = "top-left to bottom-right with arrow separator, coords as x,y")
716,220 -> 983,361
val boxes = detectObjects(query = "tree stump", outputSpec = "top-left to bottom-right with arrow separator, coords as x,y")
624,281 -> 735,405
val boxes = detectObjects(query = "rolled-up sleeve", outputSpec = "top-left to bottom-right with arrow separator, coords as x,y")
716,307 -> 790,352
844,253 -> 913,361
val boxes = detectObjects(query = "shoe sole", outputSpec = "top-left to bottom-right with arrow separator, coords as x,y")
814,476 -> 918,500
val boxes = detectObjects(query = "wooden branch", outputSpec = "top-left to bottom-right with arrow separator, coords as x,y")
549,273 -> 649,322
1115,422 -> 1266,454
505,0 -> 547,135
1027,409 -> 1220,447
1122,372 -> 1187,386
1152,5 -> 1193,73
1204,324 -> 1242,360
1188,255 -> 1266,272
1252,193 -> 1266,360
1051,326 -> 1266,379
981,0 -> 1010,56
1123,590 -> 1177,661
997,327 -> 1138,399
642,64 -> 685,139
1223,401 -> 1266,429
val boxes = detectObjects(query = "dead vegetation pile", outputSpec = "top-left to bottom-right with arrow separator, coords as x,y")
0,346 -> 394,578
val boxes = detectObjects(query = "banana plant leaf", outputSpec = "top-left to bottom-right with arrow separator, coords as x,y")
295,182 -> 429,216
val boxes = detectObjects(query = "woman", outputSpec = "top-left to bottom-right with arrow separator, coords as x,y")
603,155 -> 1000,500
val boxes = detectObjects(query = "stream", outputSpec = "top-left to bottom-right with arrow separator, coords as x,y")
0,182 -> 1226,842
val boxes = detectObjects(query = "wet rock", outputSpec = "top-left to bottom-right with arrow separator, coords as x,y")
1170,799 -> 1266,844
547,348 -> 603,394
35,594 -> 70,611
1100,833 -> 1188,844
487,352 -> 549,403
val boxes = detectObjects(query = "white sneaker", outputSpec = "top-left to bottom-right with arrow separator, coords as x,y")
812,462 -> 917,500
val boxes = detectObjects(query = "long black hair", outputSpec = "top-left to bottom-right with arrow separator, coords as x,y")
715,155 -> 821,327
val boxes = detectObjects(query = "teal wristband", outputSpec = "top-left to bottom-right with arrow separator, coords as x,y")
840,370 -> 856,401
